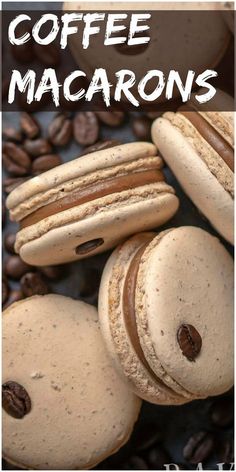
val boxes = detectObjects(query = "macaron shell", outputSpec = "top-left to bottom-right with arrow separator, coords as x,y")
152,117 -> 234,244
99,233 -> 191,405
3,295 -> 141,470
136,227 -> 233,397
16,184 -> 179,265
7,142 -> 157,212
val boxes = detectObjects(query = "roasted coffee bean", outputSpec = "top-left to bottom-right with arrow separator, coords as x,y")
3,289 -> 24,309
3,143 -> 31,176
20,112 -> 40,139
73,112 -> 99,146
80,139 -> 121,156
2,198 -> 6,227
2,381 -> 31,419
24,138 -> 52,158
32,154 -> 62,174
183,431 -> 214,464
79,268 -> 100,298
131,422 -> 162,452
177,324 -> 202,361
40,265 -> 66,280
4,255 -> 32,280
147,445 -> 171,470
3,127 -> 22,143
216,437 -> 234,464
48,114 -> 72,146
2,276 -> 9,306
96,111 -> 125,127
145,111 -> 162,120
132,116 -> 152,141
75,238 -> 104,255
21,272 -> 49,297
34,43 -> 61,67
4,233 -> 16,254
210,397 -> 234,428
3,177 -> 29,194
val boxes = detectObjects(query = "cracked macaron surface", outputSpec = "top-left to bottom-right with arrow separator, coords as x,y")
99,226 -> 234,405
2,295 -> 141,470
6,142 -> 179,265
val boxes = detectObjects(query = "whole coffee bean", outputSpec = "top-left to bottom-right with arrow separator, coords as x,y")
132,116 -> 152,141
21,272 -> 49,297
2,276 -> 9,306
34,43 -> 61,67
32,154 -> 62,174
24,138 -> 52,158
3,289 -> 24,309
3,142 -> 31,176
177,324 -> 202,361
216,437 -> 234,464
3,127 -> 22,143
20,112 -> 40,139
79,268 -> 100,298
3,177 -> 29,194
4,256 -> 32,280
147,445 -> 171,470
2,198 -> 6,227
183,431 -> 214,464
80,139 -> 121,156
75,238 -> 104,255
2,381 -> 31,419
73,112 -> 99,146
40,265 -> 66,280
96,111 -> 125,127
4,233 -> 16,254
48,114 -> 72,146
131,422 -> 162,452
210,397 -> 234,428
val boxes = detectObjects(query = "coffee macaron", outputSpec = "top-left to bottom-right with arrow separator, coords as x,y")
98,226 -> 234,405
151,89 -> 234,244
6,142 -> 179,266
3,295 -> 141,470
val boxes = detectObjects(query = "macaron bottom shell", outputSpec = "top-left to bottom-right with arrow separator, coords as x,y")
16,188 -> 179,266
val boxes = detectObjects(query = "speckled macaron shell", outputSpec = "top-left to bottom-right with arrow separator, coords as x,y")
3,295 -> 141,470
99,232 -> 195,405
135,226 -> 234,397
151,105 -> 234,244
99,227 -> 233,403
7,142 -> 179,265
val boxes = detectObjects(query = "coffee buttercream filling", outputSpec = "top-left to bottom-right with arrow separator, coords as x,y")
20,169 -> 164,229
179,106 -> 234,172
123,239 -> 185,398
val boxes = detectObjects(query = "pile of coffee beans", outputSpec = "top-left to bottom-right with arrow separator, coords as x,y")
2,110 -> 234,470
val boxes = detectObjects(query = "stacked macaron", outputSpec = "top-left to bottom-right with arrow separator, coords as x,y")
152,89 -> 234,244
98,227 -> 234,405
6,142 -> 179,265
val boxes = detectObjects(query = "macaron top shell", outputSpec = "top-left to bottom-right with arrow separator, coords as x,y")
136,226 -> 234,397
3,295 -> 141,470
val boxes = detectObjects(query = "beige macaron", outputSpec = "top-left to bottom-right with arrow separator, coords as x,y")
151,90 -> 234,244
2,295 -> 141,470
6,142 -> 179,266
98,226 -> 234,405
